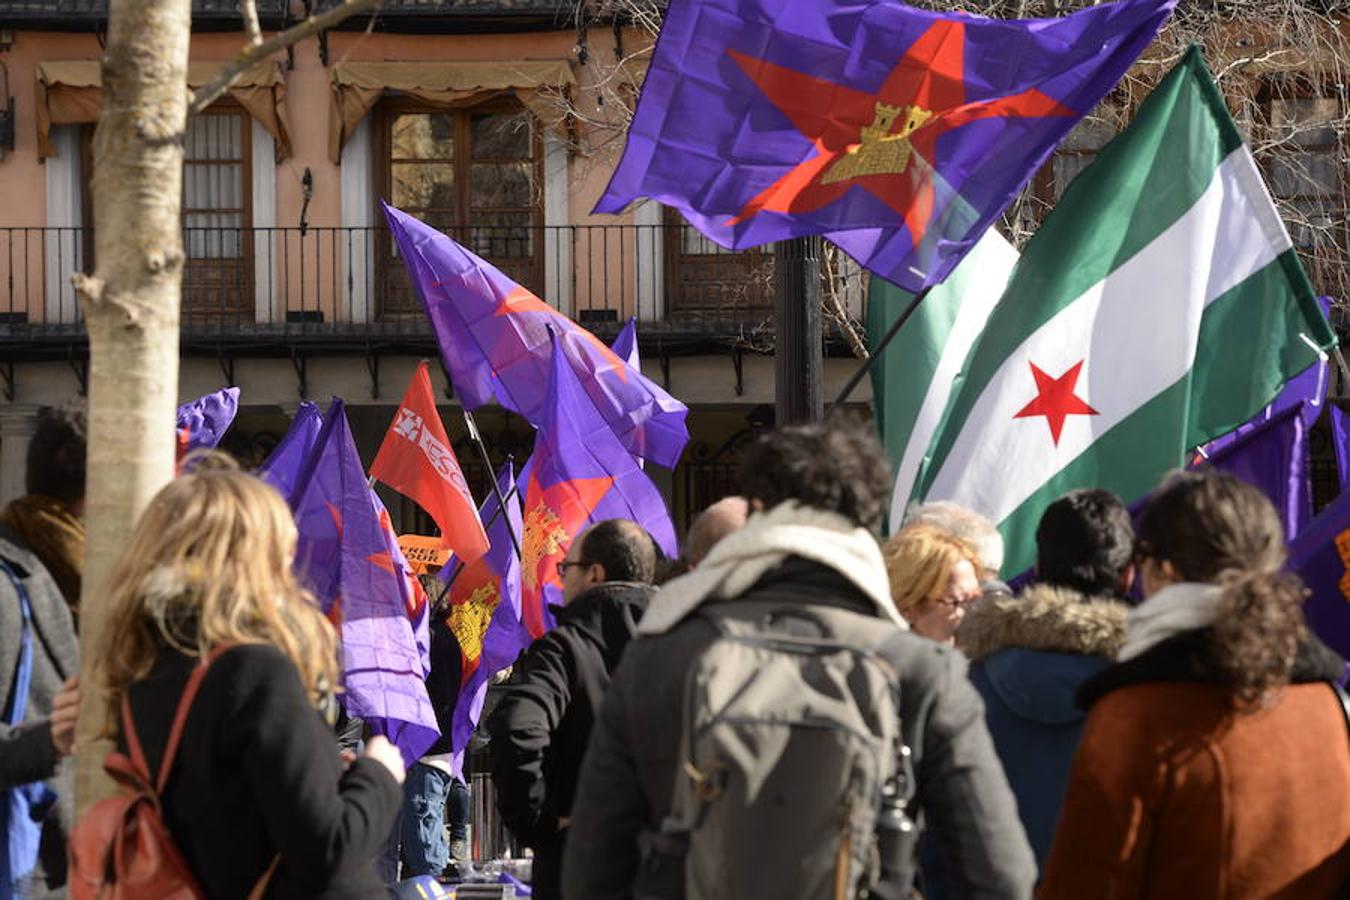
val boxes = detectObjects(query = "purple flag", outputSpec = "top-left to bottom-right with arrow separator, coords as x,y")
1200,403 -> 1310,541
1289,487 -> 1350,661
444,462 -> 527,777
289,397 -> 439,767
612,317 -> 639,370
383,204 -> 690,468
520,331 -> 678,638
177,387 -> 240,460
595,0 -> 1174,291
258,402 -> 323,498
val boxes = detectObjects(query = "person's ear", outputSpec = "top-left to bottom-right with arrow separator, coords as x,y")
588,563 -> 606,585
748,498 -> 765,513
1118,564 -> 1136,594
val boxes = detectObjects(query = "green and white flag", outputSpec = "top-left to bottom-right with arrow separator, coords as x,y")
912,47 -> 1336,576
868,228 -> 1019,529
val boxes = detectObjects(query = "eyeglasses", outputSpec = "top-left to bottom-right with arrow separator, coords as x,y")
556,560 -> 591,578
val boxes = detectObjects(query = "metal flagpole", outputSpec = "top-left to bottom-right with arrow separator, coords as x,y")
463,409 -> 522,560
828,284 -> 933,412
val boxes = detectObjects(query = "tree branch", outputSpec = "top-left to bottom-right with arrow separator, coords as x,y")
190,0 -> 380,117
240,0 -> 262,47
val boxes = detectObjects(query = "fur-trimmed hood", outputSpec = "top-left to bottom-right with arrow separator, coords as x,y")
959,583 -> 1129,662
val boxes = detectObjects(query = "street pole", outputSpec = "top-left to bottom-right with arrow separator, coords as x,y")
774,236 -> 824,424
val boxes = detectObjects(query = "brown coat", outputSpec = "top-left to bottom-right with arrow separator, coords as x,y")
1040,635 -> 1350,899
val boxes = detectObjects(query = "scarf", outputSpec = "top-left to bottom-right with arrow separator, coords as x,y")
1118,581 -> 1223,661
638,501 -> 906,636
0,494 -> 84,614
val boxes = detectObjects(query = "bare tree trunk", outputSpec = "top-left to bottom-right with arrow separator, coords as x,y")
72,0 -> 191,814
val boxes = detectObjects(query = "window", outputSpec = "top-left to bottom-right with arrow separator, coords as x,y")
665,210 -> 774,320
378,103 -> 541,318
182,107 -> 253,321
1261,82 -> 1347,300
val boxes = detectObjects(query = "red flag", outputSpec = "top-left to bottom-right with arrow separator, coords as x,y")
371,362 -> 490,563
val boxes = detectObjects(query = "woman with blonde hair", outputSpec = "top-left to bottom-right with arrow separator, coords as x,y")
94,460 -> 404,898
883,524 -> 983,643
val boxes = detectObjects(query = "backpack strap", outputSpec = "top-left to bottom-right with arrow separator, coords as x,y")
122,644 -> 240,794
0,558 -> 36,728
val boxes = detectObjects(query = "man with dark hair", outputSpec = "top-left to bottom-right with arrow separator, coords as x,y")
0,405 -> 83,896
2,405 -> 87,612
955,488 -> 1133,879
486,518 -> 658,900
563,416 -> 1035,900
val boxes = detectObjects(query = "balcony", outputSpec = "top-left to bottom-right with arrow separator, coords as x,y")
0,224 -> 869,362
311,0 -> 574,33
0,0 -> 292,31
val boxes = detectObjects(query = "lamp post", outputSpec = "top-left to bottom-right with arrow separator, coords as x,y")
774,236 -> 824,425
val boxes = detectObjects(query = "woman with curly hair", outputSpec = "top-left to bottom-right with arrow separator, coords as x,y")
90,461 -> 405,898
882,524 -> 983,644
1040,470 -> 1350,896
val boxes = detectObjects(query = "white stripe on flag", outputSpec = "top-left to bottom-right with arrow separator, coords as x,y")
925,146 -> 1291,523
889,230 -> 1018,526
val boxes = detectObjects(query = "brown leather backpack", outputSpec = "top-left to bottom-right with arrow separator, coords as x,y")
67,645 -> 277,900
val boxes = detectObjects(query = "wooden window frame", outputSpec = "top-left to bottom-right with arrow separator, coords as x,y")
374,97 -> 545,319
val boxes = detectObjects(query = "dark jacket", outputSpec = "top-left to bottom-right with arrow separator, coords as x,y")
958,584 -> 1128,873
486,580 -> 654,899
0,526 -> 78,896
1040,629 -> 1350,898
423,616 -> 464,757
121,644 -> 401,900
562,558 -> 1037,900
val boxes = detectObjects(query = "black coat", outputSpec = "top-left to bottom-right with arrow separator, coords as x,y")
422,616 -> 464,758
122,644 -> 401,900
562,558 -> 1037,900
485,580 -> 654,899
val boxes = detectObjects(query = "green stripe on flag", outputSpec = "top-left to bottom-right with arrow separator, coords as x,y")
935,46 -> 1240,426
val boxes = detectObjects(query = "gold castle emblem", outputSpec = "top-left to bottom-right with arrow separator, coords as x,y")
1336,529 -> 1350,601
523,503 -> 570,592
448,582 -> 502,663
821,101 -> 934,186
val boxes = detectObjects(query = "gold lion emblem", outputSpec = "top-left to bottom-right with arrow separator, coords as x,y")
821,101 -> 934,186
448,582 -> 502,663
522,503 -> 571,592
1336,529 -> 1350,601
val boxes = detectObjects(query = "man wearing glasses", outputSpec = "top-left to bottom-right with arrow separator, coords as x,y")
486,518 -> 659,900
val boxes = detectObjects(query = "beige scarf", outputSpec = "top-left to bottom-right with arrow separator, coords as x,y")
638,501 -> 906,636
1,494 -> 84,615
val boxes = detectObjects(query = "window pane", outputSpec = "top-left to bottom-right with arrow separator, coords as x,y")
1271,97 -> 1340,147
1284,198 -> 1341,250
470,211 -> 532,258
471,162 -> 533,209
472,112 -> 531,159
1270,153 -> 1338,198
393,114 -> 455,160
392,162 -> 457,213
1051,153 -> 1095,201
682,223 -> 726,255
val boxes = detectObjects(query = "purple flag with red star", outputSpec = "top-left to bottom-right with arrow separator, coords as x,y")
384,204 -> 690,468
520,331 -> 678,638
287,397 -> 439,767
596,0 -> 1175,291
259,402 -> 323,498
444,461 -> 527,777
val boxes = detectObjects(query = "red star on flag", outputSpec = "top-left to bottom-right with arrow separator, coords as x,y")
724,19 -> 1073,246
1013,360 -> 1099,446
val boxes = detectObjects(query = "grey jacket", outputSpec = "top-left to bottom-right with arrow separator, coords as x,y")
0,525 -> 79,895
562,557 -> 1036,900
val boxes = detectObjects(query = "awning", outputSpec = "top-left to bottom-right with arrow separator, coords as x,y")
328,60 -> 575,163
35,60 -> 293,159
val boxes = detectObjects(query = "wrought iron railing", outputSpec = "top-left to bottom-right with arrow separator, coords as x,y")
0,0 -> 290,26
0,224 -> 869,340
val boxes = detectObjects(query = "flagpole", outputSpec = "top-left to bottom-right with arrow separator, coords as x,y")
828,284 -> 933,411
437,479 -> 522,594
462,410 -> 522,560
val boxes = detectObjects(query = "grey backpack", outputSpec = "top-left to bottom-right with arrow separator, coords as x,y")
636,602 -> 918,900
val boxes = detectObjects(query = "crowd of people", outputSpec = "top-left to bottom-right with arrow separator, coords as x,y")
3,408 -> 1349,898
